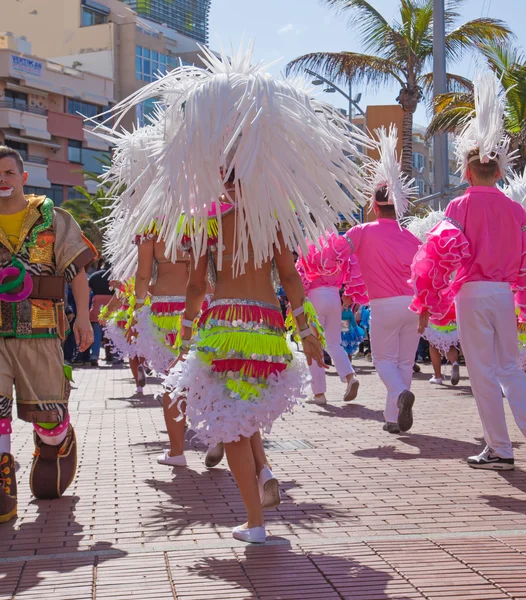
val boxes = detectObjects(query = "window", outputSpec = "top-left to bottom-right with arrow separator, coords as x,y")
137,98 -> 160,127
68,186 -> 85,200
25,184 -> 63,205
68,140 -> 83,164
415,179 -> 426,197
67,99 -> 105,123
6,140 -> 28,161
136,46 -> 179,81
412,152 -> 426,172
83,149 -> 108,175
4,90 -> 28,111
81,6 -> 108,26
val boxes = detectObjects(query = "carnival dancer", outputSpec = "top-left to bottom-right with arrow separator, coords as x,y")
411,72 -> 526,470
341,303 -> 366,359
405,211 -> 461,386
296,232 -> 368,405
96,41 -> 369,543
345,126 -> 420,434
0,146 -> 96,523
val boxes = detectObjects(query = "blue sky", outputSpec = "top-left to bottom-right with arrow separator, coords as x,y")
209,0 -> 526,127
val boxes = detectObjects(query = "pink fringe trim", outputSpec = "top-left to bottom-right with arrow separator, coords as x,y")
212,359 -> 287,378
151,301 -> 185,314
199,303 -> 285,330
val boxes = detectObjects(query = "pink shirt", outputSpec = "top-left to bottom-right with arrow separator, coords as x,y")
445,186 -> 526,288
346,219 -> 420,300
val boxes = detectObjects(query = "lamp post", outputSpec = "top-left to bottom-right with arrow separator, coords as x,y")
305,68 -> 366,124
433,0 -> 450,208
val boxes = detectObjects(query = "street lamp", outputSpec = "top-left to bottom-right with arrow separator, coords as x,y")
305,68 -> 366,124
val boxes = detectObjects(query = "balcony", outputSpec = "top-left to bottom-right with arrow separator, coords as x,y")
27,155 -> 48,166
0,100 -> 50,140
25,162 -> 50,188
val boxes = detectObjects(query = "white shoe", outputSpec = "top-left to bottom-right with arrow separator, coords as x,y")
344,375 -> 360,402
157,450 -> 187,467
232,524 -> 266,543
258,465 -> 281,509
306,394 -> 327,405
450,362 -> 460,386
135,386 -> 144,395
429,377 -> 442,385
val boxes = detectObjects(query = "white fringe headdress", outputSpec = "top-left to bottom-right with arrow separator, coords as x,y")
93,40 -> 371,275
364,125 -> 417,219
455,71 -> 515,182
402,209 -> 445,243
500,169 -> 526,206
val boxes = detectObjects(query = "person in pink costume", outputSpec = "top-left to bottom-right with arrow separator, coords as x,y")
346,126 -> 421,434
411,72 -> 526,470
296,232 -> 368,405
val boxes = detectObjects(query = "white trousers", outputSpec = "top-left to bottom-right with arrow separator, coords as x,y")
370,296 -> 420,423
456,281 -> 526,458
307,287 -> 354,395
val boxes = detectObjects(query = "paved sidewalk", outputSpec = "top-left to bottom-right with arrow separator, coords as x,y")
2,358 -> 526,599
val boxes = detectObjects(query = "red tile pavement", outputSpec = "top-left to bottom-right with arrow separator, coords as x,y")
1,358 -> 526,599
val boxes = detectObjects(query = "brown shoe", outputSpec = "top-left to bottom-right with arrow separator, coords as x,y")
204,442 -> 225,468
30,424 -> 77,499
0,453 -> 17,523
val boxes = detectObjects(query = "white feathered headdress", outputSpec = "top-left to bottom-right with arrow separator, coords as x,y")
364,125 -> 417,219
455,71 -> 515,182
403,210 -> 445,243
93,40 -> 371,275
500,168 -> 526,206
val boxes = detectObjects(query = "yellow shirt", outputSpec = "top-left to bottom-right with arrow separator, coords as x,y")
0,208 -> 27,249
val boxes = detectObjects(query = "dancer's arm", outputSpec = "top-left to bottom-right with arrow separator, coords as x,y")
514,217 -> 526,322
70,268 -> 93,352
135,238 -> 154,302
274,236 -> 324,368
182,251 -> 208,338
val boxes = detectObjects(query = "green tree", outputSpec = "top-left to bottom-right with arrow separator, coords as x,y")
286,0 -> 511,179
427,42 -> 526,171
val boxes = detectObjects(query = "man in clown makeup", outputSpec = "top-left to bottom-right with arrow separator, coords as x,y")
0,146 -> 96,523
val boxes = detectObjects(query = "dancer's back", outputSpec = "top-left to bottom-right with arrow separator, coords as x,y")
445,187 -> 526,288
149,239 -> 189,297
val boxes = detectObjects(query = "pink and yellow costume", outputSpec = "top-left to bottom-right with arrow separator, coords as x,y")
296,232 -> 368,395
101,278 -> 138,359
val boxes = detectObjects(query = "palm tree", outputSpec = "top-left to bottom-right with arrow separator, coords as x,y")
61,155 -> 115,252
286,0 -> 512,179
427,42 -> 526,171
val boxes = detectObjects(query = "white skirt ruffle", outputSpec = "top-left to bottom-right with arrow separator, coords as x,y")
165,347 -> 309,447
134,306 -> 177,374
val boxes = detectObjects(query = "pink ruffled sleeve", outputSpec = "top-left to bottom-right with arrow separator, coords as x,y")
343,254 -> 369,304
514,224 -> 526,322
410,217 -> 470,324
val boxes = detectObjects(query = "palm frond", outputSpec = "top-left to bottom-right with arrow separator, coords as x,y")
418,72 -> 473,97
286,51 -> 403,86
445,18 -> 513,62
322,0 -> 403,55
426,106 -> 473,137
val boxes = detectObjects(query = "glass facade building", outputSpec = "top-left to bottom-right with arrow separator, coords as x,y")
122,0 -> 211,43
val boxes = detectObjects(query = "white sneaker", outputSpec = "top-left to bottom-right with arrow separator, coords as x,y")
467,446 -> 514,470
450,362 -> 460,386
306,394 -> 327,405
344,376 -> 360,402
232,524 -> 266,543
258,465 -> 281,509
429,377 -> 443,385
157,450 -> 187,467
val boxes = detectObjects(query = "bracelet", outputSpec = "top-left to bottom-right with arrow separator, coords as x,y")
299,327 -> 314,339
292,305 -> 305,318
181,318 -> 194,328
135,298 -> 146,306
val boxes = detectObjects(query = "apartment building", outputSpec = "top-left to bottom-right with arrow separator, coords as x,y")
0,33 -> 114,204
2,0 -> 211,130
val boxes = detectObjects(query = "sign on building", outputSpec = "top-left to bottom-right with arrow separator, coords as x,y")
10,55 -> 43,78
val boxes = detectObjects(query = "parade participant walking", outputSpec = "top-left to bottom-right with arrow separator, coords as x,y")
98,41 -> 368,543
411,73 -> 526,470
346,126 -> 420,434
0,146 -> 96,523
296,232 -> 368,405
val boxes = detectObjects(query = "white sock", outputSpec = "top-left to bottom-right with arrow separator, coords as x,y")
36,427 -> 68,446
0,433 -> 11,454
